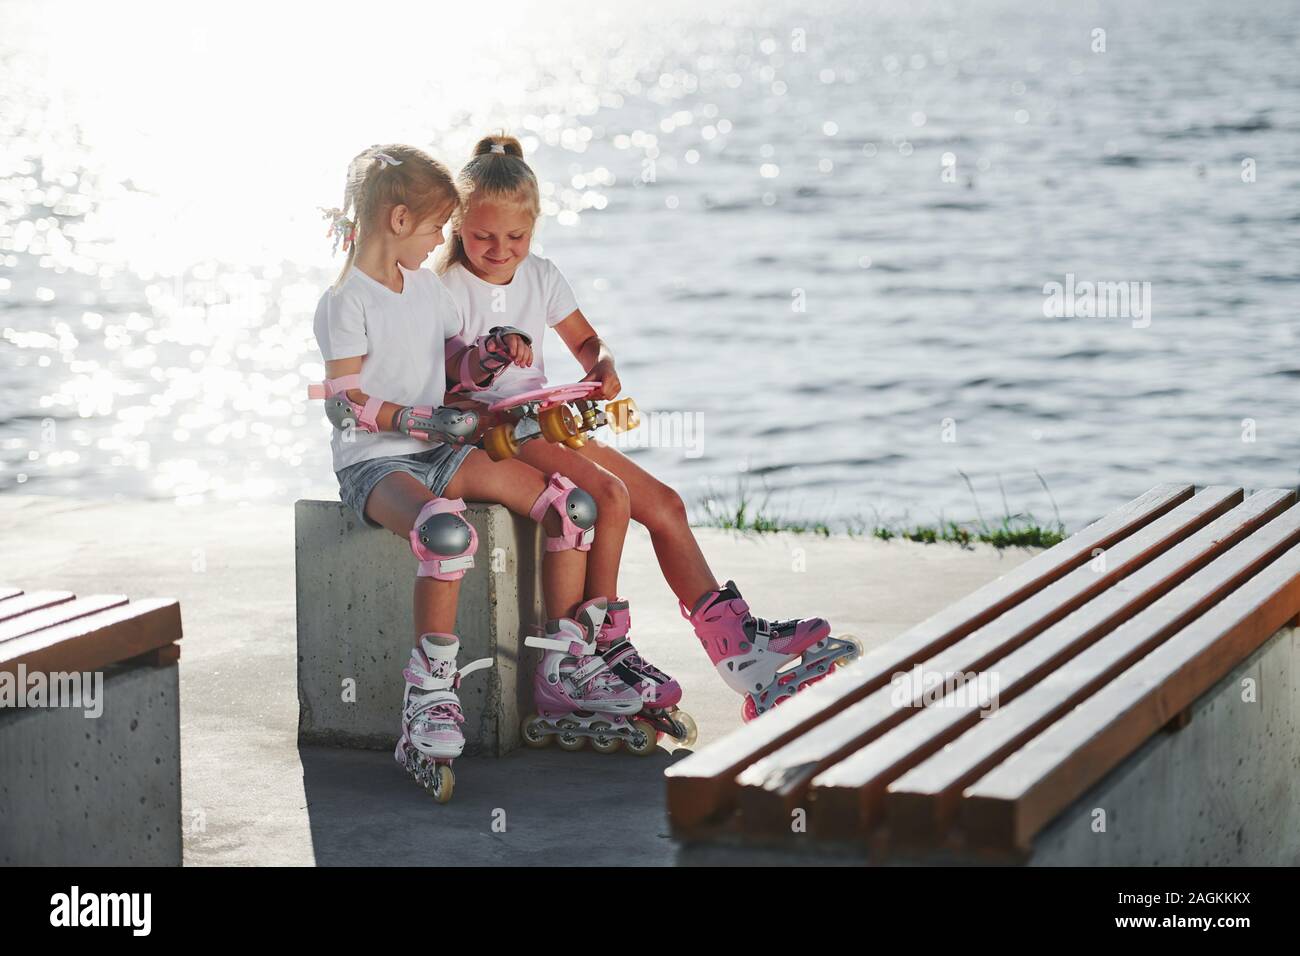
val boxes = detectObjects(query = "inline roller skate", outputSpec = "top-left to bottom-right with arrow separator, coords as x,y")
682,580 -> 861,722
591,597 -> 698,748
394,632 -> 493,803
521,598 -> 658,756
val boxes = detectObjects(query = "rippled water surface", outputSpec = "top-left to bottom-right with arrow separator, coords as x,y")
2,0 -> 1298,530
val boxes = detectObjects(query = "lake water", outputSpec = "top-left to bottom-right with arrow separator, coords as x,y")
2,0 -> 1297,532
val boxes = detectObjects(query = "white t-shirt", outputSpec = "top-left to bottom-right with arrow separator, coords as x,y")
439,254 -> 579,405
312,265 -> 464,472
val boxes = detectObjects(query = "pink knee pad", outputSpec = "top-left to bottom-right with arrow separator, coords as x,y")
409,498 -> 478,579
529,473 -> 598,552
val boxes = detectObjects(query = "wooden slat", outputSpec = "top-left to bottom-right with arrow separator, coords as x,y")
664,483 -> 1195,834
0,595 -> 130,644
0,591 -> 74,623
0,600 -> 182,676
960,538 -> 1300,851
125,643 -> 182,667
808,489 -> 1295,840
0,588 -> 23,602
730,486 -> 1240,834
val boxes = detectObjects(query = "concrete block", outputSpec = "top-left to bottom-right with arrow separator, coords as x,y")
1026,624 -> 1300,866
0,662 -> 182,866
295,500 -> 545,757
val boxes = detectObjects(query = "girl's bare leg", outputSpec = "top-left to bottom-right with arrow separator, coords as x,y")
364,449 -> 591,644
364,472 -> 462,642
442,448 -> 588,619
575,440 -> 721,609
516,439 -> 630,600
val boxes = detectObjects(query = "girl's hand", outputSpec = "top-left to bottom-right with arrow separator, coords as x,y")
503,334 -> 533,368
580,358 -> 621,400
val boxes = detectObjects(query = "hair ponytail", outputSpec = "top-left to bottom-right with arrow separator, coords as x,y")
437,132 -> 540,274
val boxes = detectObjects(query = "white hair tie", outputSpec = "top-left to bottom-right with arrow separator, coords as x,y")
489,144 -> 506,155
374,151 -> 403,168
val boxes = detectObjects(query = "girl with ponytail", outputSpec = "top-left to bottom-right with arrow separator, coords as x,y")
439,134 -> 848,727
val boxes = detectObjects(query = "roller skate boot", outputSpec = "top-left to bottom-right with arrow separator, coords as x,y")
394,632 -> 493,803
590,597 -> 697,748
521,598 -> 658,755
682,580 -> 861,722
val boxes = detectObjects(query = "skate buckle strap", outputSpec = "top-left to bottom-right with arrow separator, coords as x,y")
407,689 -> 461,721
525,634 -> 594,656
404,655 -> 494,691
601,640 -> 636,664
570,655 -> 609,686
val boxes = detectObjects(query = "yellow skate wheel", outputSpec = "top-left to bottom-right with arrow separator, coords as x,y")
555,720 -> 585,751
484,423 -> 519,462
624,718 -> 658,757
563,434 -> 586,449
539,404 -> 579,443
671,709 -> 699,749
427,764 -> 454,804
606,397 -> 640,433
590,733 -> 622,754
520,713 -> 551,748
836,637 -> 865,668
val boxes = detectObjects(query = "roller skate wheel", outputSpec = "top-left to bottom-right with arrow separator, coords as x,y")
425,764 -> 454,804
556,732 -> 586,752
741,697 -> 759,723
590,734 -> 622,754
539,404 -> 579,443
624,718 -> 658,757
520,714 -> 551,748
606,397 -> 640,433
672,710 -> 699,748
484,423 -> 519,462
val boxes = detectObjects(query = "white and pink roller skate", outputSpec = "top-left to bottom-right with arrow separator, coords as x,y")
591,598 -> 698,748
521,598 -> 658,756
682,580 -> 861,722
394,633 -> 493,803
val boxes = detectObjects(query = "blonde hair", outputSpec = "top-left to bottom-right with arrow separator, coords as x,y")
437,133 -> 541,274
324,143 -> 460,287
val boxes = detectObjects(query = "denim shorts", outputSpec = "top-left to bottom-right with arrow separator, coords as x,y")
336,444 -> 474,528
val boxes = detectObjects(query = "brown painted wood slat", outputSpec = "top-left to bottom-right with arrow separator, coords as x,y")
960,538 -> 1300,851
731,486 -> 1241,834
664,482 -> 1195,835
0,595 -> 130,644
0,591 -> 75,624
807,488 -> 1295,841
0,600 -> 182,676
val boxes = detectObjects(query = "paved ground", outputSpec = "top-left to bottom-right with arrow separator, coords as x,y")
0,493 -> 1040,865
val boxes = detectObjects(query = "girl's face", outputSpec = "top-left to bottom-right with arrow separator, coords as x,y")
459,201 -> 535,283
394,202 -> 452,271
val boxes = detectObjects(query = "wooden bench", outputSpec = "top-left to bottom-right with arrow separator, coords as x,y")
0,588 -> 183,865
665,484 -> 1300,864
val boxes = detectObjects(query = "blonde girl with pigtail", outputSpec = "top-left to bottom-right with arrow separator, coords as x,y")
438,134 -> 860,727
311,144 -> 656,803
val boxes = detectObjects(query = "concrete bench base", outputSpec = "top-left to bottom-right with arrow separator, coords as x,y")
676,624 -> 1299,866
0,661 -> 182,866
295,500 -> 545,757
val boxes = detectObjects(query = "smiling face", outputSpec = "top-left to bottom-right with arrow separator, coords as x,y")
393,201 -> 454,270
459,200 -> 535,283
